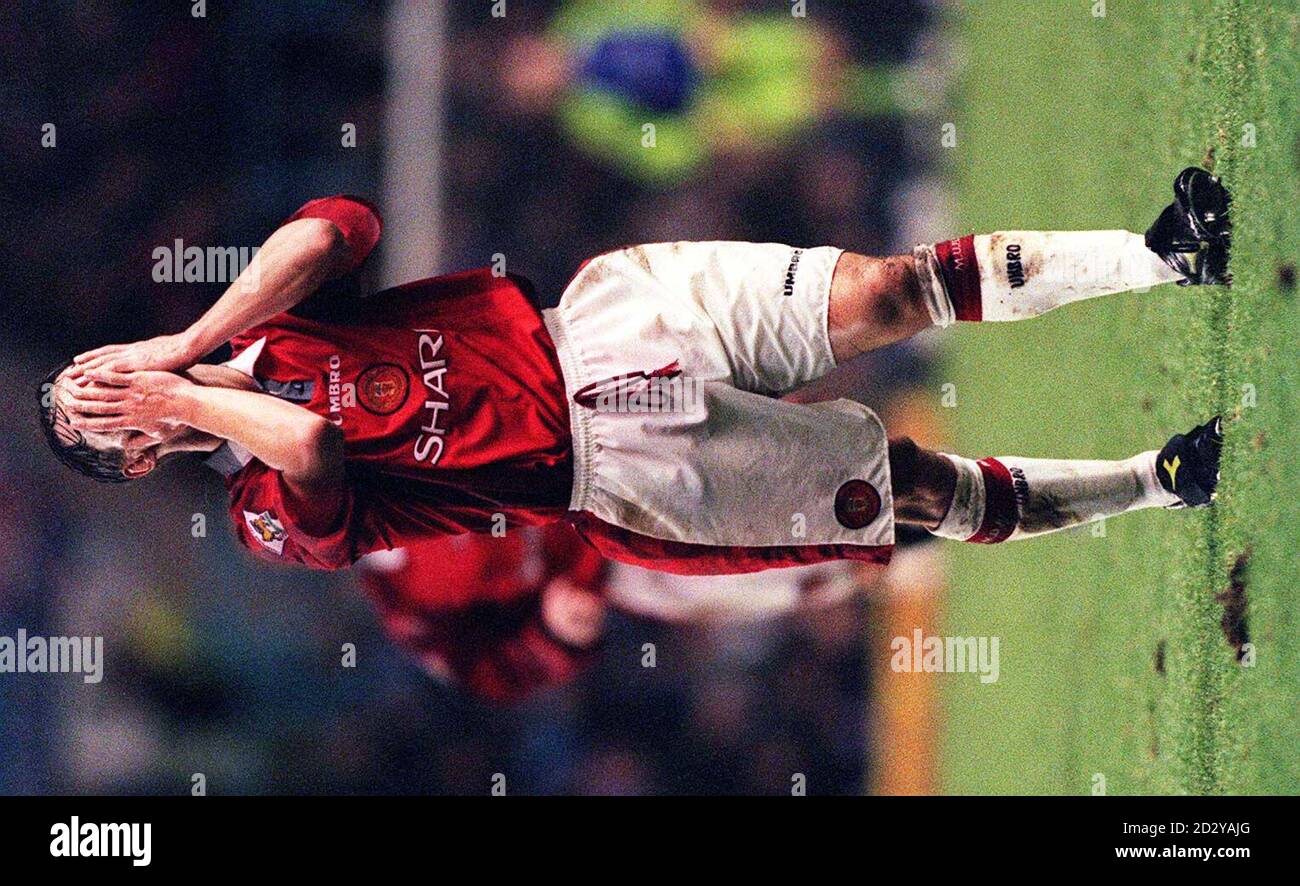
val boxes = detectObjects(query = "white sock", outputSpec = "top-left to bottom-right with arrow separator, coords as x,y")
914,230 -> 1184,326
930,450 -> 1178,543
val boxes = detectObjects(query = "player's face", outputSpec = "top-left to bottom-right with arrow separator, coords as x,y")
118,431 -> 161,479
120,426 -> 224,479
54,375 -> 218,479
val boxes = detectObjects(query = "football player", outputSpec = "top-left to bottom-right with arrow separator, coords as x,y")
41,168 -> 1229,575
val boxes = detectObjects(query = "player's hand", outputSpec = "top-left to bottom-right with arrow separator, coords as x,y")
70,332 -> 202,378
63,369 -> 194,437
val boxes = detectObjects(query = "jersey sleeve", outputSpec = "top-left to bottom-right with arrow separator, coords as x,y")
226,195 -> 383,356
282,195 -> 383,272
225,459 -> 365,570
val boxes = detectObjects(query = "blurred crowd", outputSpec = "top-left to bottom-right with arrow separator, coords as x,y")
0,0 -> 950,794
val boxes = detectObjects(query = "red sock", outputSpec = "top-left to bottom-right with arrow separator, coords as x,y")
933,235 -> 983,321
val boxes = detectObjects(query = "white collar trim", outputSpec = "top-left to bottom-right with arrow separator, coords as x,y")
223,336 -> 267,383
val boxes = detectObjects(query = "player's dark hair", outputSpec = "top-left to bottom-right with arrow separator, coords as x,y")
37,361 -> 131,483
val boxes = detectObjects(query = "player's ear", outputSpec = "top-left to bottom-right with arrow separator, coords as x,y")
122,450 -> 157,480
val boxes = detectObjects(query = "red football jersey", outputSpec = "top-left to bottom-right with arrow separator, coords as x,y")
214,196 -> 573,569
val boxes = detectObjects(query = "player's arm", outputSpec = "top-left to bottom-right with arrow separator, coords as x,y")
173,216 -> 353,362
175,383 -> 343,505
73,196 -> 380,374
74,217 -> 350,374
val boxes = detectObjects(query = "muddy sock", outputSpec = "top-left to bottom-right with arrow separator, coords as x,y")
914,231 -> 1183,326
930,451 -> 1177,543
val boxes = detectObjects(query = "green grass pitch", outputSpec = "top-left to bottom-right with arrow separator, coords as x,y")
940,0 -> 1298,794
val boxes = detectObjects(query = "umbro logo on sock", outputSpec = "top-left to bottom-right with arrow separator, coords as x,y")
1009,465 -> 1030,509
1005,243 -> 1026,288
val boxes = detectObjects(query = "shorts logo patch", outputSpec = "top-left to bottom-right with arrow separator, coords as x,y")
243,509 -> 287,555
356,363 -> 410,415
834,480 -> 881,530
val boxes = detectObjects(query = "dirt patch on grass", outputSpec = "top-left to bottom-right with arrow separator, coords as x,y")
1215,549 -> 1252,662
1277,263 -> 1295,293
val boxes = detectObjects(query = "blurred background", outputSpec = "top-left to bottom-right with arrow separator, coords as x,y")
0,0 -> 960,794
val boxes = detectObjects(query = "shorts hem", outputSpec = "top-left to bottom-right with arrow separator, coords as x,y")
543,307 -> 594,513
820,247 -> 846,370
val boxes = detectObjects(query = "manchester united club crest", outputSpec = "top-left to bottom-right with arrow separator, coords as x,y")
243,509 -> 287,555
834,479 -> 881,530
356,363 -> 410,415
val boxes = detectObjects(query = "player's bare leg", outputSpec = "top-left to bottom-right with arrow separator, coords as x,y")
888,417 -> 1223,542
886,436 -> 957,527
825,167 -> 1231,364
827,253 -> 933,362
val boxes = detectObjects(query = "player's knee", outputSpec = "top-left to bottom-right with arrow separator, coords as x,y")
869,256 -> 927,333
893,256 -> 928,326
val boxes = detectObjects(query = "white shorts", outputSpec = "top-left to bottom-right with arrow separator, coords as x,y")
543,241 -> 895,558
